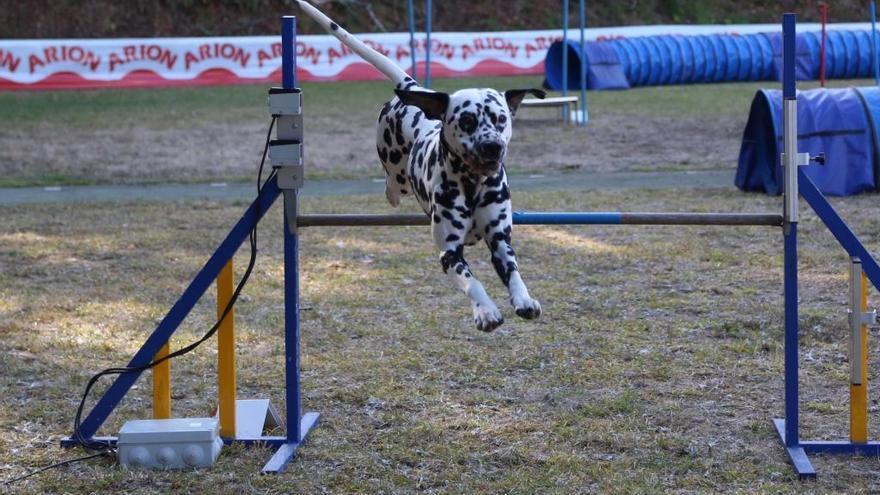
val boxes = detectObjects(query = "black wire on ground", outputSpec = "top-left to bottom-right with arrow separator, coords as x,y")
3,116 -> 277,486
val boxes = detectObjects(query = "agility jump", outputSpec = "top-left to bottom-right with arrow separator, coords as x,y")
61,12 -> 880,479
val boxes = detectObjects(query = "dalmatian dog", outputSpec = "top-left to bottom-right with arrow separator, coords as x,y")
297,1 -> 544,331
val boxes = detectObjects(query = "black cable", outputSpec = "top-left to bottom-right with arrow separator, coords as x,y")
2,452 -> 111,486
72,115 -> 278,451
2,116 -> 278,486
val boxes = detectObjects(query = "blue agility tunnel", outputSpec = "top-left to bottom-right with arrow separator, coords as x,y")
545,30 -> 878,90
736,87 -> 880,196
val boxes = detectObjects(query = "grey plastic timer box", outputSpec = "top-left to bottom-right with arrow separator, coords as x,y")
117,417 -> 223,469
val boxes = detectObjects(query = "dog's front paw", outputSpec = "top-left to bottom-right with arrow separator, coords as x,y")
512,296 -> 542,320
473,302 -> 504,332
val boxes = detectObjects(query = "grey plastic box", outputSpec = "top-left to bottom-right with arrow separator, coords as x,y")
117,417 -> 223,470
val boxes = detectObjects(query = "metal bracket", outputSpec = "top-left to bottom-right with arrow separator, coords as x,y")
268,87 -> 302,116
268,87 -> 303,233
269,140 -> 303,168
780,152 -> 825,166
781,152 -> 811,166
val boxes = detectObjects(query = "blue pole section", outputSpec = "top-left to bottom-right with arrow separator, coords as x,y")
282,16 -> 295,90
513,212 -> 621,225
562,0 -> 569,97
784,223 -> 799,447
872,1 -> 879,85
284,210 -> 301,442
407,0 -> 417,77
783,14 -> 796,99
281,15 -> 301,443
425,0 -> 432,88
782,12 -> 799,449
578,0 -> 588,125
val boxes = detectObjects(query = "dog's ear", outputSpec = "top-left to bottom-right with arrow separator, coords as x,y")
504,88 -> 546,116
394,89 -> 450,121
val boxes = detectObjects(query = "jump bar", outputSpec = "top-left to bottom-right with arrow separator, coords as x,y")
297,212 -> 783,227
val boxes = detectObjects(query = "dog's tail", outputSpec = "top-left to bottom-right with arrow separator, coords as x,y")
295,0 -> 414,87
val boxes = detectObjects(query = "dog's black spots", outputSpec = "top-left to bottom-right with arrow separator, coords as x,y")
479,185 -> 510,207
458,112 -> 478,134
413,128 -> 421,140
434,123 -> 442,130
395,127 -> 406,146
451,219 -> 465,230
378,103 -> 391,122
389,149 -> 402,164
412,111 -> 422,128
453,105 -> 460,113
455,264 -> 466,275
377,146 -> 388,162
435,180 -> 461,208
432,214 -> 441,223
490,255 -> 512,286
462,100 -> 471,108
417,182 -> 429,202
464,272 -> 471,278
330,22 -> 339,30
446,233 -> 460,242
441,209 -> 454,221
440,245 -> 465,273
462,179 -> 478,210
486,93 -> 503,106
383,128 -> 393,146
498,213 -> 508,220
396,173 -> 406,185
485,170 -> 505,188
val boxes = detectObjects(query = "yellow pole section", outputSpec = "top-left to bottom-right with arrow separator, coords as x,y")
218,259 -> 237,438
851,271 -> 869,443
152,342 -> 171,419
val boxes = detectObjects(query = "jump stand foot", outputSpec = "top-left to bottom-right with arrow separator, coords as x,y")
262,412 -> 319,474
773,418 -> 816,479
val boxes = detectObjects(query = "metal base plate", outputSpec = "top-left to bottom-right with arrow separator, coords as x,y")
233,399 -> 282,440
261,412 -> 319,474
773,418 -> 817,479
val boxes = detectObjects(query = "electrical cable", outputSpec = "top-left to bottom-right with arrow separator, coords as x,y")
3,116 -> 277,485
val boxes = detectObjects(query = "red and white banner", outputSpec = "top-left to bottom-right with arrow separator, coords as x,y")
0,23 -> 869,91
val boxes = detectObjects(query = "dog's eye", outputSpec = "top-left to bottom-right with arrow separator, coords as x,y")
458,113 -> 477,133
498,115 -> 507,125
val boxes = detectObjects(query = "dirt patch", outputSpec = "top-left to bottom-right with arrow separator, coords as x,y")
0,109 -> 743,184
509,112 -> 742,173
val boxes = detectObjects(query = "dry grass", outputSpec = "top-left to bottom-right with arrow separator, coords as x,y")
3,188 -> 880,493
6,77 -> 870,187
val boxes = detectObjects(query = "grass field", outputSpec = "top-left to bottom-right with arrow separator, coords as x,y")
2,188 -> 880,493
2,76 -> 871,187
4,74 -> 880,492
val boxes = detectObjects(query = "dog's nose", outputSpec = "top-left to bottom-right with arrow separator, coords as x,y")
477,141 -> 504,161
